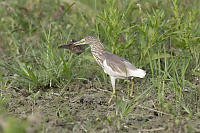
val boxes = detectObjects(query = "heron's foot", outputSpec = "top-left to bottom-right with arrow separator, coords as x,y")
108,90 -> 116,104
107,95 -> 114,104
130,81 -> 134,98
130,93 -> 134,98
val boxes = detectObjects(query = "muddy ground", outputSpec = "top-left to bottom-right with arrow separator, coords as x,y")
1,78 -> 199,133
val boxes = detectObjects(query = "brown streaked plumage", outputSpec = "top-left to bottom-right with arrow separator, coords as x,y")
72,36 -> 146,104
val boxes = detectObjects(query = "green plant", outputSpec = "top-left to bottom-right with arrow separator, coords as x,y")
0,0 -> 200,132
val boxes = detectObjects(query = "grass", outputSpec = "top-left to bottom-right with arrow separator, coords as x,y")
0,0 -> 200,132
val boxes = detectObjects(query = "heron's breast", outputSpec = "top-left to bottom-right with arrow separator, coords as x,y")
91,51 -> 105,68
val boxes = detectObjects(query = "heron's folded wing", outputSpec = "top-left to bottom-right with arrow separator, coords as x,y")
121,59 -> 137,71
103,52 -> 127,77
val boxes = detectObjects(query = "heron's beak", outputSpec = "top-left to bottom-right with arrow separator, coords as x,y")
73,39 -> 86,46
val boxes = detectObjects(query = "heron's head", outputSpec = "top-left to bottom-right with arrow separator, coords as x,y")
73,36 -> 98,46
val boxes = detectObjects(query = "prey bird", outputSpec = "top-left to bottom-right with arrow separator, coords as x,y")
58,39 -> 84,55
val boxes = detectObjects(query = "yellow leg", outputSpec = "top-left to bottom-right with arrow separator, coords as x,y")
130,81 -> 134,98
108,88 -> 115,104
108,76 -> 116,104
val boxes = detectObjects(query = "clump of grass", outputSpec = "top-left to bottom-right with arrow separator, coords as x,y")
0,0 -> 200,132
0,113 -> 27,133
95,0 -> 200,118
0,0 -> 94,90
0,24 -> 77,90
96,0 -> 136,56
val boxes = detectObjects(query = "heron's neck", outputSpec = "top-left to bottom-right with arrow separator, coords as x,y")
90,41 -> 105,53
90,41 -> 105,67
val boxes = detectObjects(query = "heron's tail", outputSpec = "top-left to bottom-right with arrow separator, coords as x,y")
128,69 -> 146,78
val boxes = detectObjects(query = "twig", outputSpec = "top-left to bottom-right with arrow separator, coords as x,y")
140,127 -> 165,132
95,87 -> 112,93
137,104 -> 171,116
80,125 -> 88,132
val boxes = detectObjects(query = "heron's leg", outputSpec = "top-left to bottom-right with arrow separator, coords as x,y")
108,76 -> 116,104
130,80 -> 134,98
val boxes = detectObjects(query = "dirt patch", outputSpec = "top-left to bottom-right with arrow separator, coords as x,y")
1,80 -> 198,133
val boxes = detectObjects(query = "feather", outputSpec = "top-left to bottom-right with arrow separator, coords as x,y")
127,68 -> 146,78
